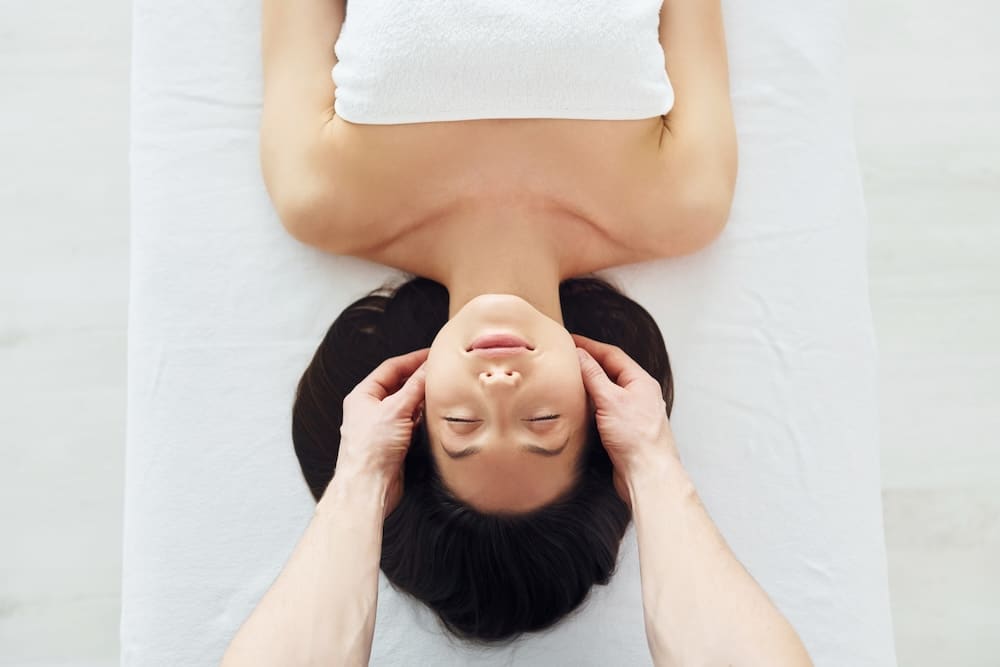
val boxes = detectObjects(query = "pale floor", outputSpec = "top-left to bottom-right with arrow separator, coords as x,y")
0,0 -> 996,664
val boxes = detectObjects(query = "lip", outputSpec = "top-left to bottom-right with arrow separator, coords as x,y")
469,346 -> 531,358
467,333 -> 534,352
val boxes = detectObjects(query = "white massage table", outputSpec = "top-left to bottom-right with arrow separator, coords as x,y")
122,0 -> 898,664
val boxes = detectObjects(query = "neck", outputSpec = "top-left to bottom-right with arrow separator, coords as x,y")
437,203 -> 567,324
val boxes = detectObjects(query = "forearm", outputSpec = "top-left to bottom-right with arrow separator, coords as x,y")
629,449 -> 813,667
221,473 -> 386,667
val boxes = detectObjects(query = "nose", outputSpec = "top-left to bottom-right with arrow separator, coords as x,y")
480,367 -> 520,387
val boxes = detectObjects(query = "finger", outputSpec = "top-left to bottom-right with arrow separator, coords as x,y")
570,334 -> 649,389
382,361 -> 428,417
576,347 -> 623,405
357,348 -> 430,401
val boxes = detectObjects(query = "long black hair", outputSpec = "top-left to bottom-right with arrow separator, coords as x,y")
291,274 -> 673,643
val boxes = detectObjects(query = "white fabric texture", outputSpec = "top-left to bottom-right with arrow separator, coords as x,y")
123,0 -> 898,665
331,0 -> 675,123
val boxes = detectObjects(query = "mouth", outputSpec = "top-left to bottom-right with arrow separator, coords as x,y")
466,332 -> 535,353
469,346 -> 531,358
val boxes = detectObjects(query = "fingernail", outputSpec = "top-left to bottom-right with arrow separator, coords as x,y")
576,348 -> 588,362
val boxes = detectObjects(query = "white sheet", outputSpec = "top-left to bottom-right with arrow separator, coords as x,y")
122,0 -> 898,664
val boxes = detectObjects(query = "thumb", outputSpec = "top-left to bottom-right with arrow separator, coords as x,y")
576,348 -> 615,404
385,362 -> 427,418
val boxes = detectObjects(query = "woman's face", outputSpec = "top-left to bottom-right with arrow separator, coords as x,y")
423,294 -> 590,513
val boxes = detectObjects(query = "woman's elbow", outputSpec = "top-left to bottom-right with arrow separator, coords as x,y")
687,183 -> 735,250
651,182 -> 735,258
270,185 -> 359,256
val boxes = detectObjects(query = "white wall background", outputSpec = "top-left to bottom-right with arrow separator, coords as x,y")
0,0 -> 996,664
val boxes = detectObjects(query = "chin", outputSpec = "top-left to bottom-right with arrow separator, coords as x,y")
463,293 -> 533,309
457,294 -> 538,328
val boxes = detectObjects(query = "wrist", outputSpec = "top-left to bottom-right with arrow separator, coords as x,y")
317,467 -> 389,517
624,442 -> 693,502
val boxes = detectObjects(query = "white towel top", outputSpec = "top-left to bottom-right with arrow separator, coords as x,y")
332,0 -> 674,124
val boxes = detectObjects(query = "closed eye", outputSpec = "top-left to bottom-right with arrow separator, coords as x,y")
443,414 -> 560,422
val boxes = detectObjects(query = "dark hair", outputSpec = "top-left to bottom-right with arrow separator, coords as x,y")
292,274 -> 673,643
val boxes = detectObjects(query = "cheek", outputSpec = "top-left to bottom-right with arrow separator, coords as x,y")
424,334 -> 455,389
422,365 -> 445,408
422,357 -> 463,412
551,355 -> 587,401
547,330 -> 584,386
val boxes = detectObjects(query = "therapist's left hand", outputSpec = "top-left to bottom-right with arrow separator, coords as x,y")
335,348 -> 430,519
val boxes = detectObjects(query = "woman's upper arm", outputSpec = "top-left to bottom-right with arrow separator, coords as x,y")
658,0 -> 736,161
647,0 -> 738,254
260,0 -> 346,224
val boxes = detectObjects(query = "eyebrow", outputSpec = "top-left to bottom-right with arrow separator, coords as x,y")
442,435 -> 571,460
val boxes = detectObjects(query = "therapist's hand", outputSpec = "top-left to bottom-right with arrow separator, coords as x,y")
572,334 -> 681,508
336,347 -> 430,519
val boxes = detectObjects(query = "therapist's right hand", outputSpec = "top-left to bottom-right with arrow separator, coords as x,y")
572,333 -> 681,509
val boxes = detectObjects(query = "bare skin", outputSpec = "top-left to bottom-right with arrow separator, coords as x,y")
261,0 -> 739,281
313,115 -> 676,281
